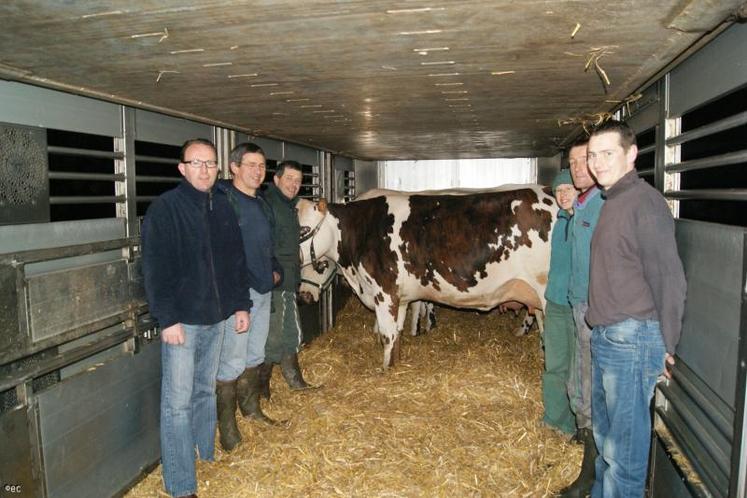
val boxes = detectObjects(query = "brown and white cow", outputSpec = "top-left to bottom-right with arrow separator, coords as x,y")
299,188 -> 442,337
297,186 -> 556,368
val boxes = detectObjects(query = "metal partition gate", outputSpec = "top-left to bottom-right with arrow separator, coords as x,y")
649,219 -> 747,498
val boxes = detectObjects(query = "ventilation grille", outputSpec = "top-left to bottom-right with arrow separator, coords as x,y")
0,124 -> 48,225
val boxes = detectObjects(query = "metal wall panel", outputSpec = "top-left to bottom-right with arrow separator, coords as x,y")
27,260 -> 130,343
625,83 -> 660,134
247,136 -> 283,160
284,142 -> 319,166
537,154 -> 561,187
354,160 -> 378,195
0,81 -> 121,137
0,405 -> 40,497
334,155 -> 354,171
649,437 -> 698,498
135,108 -> 213,146
675,219 -> 744,408
0,219 -> 125,255
37,339 -> 161,498
670,23 -> 747,116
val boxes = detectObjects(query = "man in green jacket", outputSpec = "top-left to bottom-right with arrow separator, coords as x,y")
259,160 -> 317,397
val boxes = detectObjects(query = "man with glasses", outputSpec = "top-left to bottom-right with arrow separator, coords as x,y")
586,120 -> 685,497
214,143 -> 284,452
258,160 -> 318,399
142,138 -> 250,498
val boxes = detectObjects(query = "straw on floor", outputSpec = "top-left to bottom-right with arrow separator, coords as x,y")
126,298 -> 582,497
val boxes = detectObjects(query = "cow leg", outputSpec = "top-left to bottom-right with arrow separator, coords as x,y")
409,302 -> 421,337
513,312 -> 535,337
376,304 -> 406,369
534,310 -> 544,334
423,302 -> 436,332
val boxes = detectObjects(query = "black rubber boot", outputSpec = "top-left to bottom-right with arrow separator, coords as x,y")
215,380 -> 241,452
557,428 -> 597,497
236,366 -> 281,425
257,362 -> 274,400
280,353 -> 318,391
569,427 -> 587,445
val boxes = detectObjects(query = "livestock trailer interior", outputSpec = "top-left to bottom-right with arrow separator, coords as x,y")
1,2 -> 746,497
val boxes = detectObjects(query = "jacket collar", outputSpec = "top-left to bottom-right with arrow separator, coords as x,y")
574,185 -> 601,209
603,169 -> 639,200
267,183 -> 298,207
177,178 -> 212,205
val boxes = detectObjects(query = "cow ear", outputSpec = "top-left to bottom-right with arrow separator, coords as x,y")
318,198 -> 328,213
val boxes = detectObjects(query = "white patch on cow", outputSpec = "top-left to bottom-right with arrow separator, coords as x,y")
510,200 -> 522,213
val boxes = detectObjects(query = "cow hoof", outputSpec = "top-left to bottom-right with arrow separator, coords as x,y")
513,326 -> 528,337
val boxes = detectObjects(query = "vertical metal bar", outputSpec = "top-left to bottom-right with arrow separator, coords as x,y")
116,107 -> 138,237
729,232 -> 747,498
24,381 -> 46,498
655,78 -> 667,194
663,74 -> 681,218
214,127 -> 231,179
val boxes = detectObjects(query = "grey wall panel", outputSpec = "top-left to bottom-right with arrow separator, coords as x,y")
334,155 -> 354,171
536,154 -> 561,187
37,339 -> 161,498
284,142 -> 319,166
626,83 -> 660,134
0,81 -> 121,137
670,23 -> 747,116
0,406 -> 40,497
247,136 -> 283,161
0,219 -> 125,255
675,219 -> 745,408
354,160 -> 378,195
135,108 -> 213,146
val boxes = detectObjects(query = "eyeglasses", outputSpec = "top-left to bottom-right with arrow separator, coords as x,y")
185,159 -> 218,169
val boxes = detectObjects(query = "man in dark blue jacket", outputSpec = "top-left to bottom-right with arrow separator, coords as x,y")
214,143 -> 284,451
142,138 -> 251,498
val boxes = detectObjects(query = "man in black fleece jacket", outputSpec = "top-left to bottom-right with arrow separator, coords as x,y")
141,138 -> 251,498
586,121 -> 686,498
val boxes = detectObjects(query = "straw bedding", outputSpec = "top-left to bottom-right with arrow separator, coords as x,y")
126,299 -> 582,497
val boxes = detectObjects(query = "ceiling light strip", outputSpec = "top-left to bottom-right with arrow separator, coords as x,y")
170,48 -> 205,54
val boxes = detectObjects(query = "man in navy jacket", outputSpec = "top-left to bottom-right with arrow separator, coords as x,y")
142,138 -> 250,498
214,143 -> 285,451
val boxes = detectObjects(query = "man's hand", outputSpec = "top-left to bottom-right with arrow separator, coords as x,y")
663,353 -> 675,379
161,323 -> 185,345
273,271 -> 281,285
235,310 -> 250,333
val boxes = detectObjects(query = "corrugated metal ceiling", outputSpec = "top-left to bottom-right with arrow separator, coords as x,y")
0,1 -> 743,159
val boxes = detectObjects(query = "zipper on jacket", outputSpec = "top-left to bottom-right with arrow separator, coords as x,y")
204,192 -> 222,318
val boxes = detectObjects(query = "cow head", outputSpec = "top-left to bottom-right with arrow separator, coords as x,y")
299,256 -> 337,303
297,198 -> 336,269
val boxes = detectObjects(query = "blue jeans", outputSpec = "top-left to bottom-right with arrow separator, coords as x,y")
160,320 -> 226,497
217,289 -> 272,381
590,318 -> 666,498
